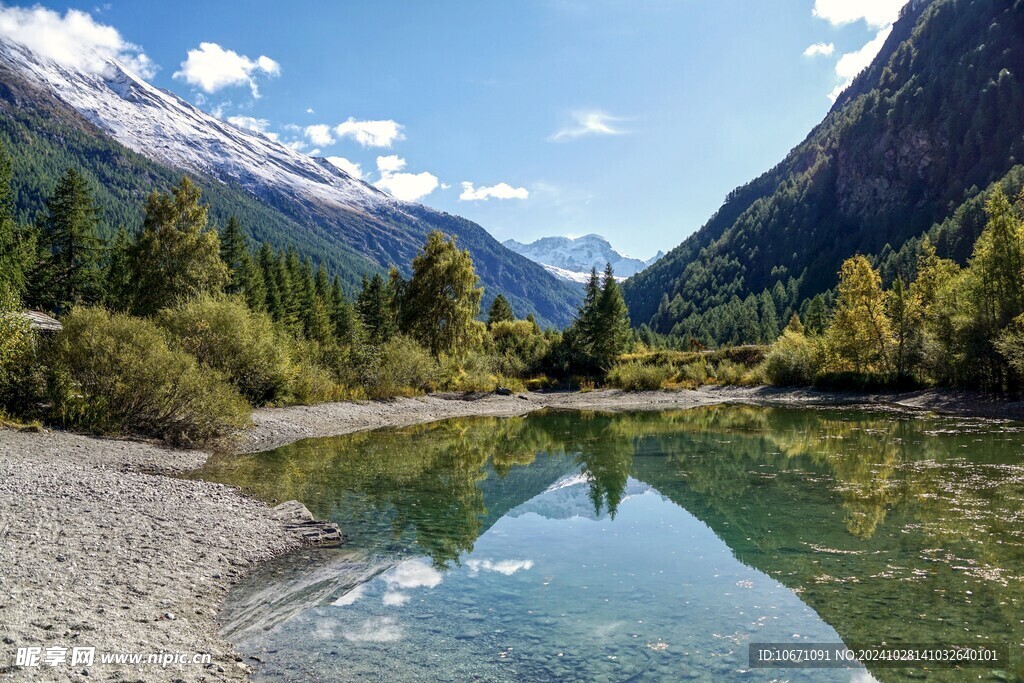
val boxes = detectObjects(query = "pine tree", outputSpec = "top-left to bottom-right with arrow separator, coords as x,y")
487,294 -> 515,326
129,177 -> 228,315
356,273 -> 395,345
258,243 -> 281,319
575,267 -> 602,351
0,142 -> 28,300
219,216 -> 251,296
38,168 -> 104,312
758,290 -> 780,343
103,227 -> 133,311
591,263 -> 631,369
329,275 -> 360,345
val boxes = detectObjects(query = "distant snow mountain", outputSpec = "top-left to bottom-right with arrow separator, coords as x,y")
509,474 -> 656,521
0,36 -> 581,326
503,234 -> 663,283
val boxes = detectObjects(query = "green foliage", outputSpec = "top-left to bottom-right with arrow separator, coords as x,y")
0,286 -> 36,413
397,231 -> 483,358
825,256 -> 894,374
565,264 -> 632,373
761,330 -> 821,386
607,360 -> 673,391
156,295 -> 291,405
32,167 -> 104,312
129,178 -> 228,315
48,307 -> 249,445
356,273 -> 396,345
358,335 -> 439,399
487,294 -> 515,326
626,0 -> 1024,346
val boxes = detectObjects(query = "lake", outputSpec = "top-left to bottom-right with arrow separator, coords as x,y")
194,405 -> 1024,681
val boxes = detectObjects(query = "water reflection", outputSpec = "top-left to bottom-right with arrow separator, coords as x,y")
195,406 -> 1024,681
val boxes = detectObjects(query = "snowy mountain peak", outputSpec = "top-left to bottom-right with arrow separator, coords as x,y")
0,35 -> 388,213
503,234 -> 662,283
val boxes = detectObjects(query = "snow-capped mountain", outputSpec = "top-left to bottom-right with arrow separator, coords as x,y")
0,36 -> 581,326
509,473 -> 657,520
503,234 -> 663,283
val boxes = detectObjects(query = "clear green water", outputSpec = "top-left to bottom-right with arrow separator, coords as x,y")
194,406 -> 1024,682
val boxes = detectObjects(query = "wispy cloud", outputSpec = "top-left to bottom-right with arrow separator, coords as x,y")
549,110 -> 627,142
304,123 -> 334,146
459,181 -> 529,201
174,42 -> 279,97
0,5 -> 155,78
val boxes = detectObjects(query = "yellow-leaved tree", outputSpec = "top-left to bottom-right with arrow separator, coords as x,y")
825,255 -> 894,375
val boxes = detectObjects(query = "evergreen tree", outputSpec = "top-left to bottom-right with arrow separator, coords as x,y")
758,290 -> 780,343
103,227 -> 134,311
575,267 -> 602,351
0,142 -> 28,299
258,243 -> 281,319
356,273 -> 396,345
38,168 -> 104,312
329,275 -> 360,345
219,215 -> 258,300
129,177 -> 228,315
590,263 -> 631,369
487,294 -> 515,326
398,231 -> 483,357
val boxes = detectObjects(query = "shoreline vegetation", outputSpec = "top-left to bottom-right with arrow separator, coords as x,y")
3,159 -> 1024,448
1,386 -> 1021,681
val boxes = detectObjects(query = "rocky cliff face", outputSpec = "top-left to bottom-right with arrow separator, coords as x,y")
625,0 -> 1024,336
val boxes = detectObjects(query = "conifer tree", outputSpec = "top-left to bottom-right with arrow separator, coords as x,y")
357,273 -> 396,345
103,227 -> 133,311
591,263 -> 631,369
38,168 -> 104,312
0,143 -> 28,299
129,177 -> 228,315
258,243 -> 281,319
487,294 -> 515,326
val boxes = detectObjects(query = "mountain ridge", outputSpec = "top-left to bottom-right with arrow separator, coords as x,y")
625,0 -> 1024,341
0,36 -> 581,327
503,233 -> 662,284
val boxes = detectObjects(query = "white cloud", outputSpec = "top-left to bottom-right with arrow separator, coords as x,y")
304,124 -> 334,146
342,617 -> 404,643
803,42 -> 835,58
174,42 -> 279,97
376,155 -> 406,173
335,118 -> 405,148
459,182 -> 529,201
226,115 -> 270,133
285,139 -> 308,152
331,584 -> 367,607
382,559 -> 443,589
306,107 -> 315,114
382,591 -> 410,606
0,6 -> 156,78
828,26 -> 892,101
549,111 -> 626,141
465,559 -> 535,576
375,169 -> 439,202
812,0 -> 906,28
326,156 -> 363,179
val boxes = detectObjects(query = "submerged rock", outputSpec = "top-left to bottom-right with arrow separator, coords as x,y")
271,500 -> 344,547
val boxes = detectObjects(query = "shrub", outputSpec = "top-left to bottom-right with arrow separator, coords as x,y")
360,335 -> 439,399
156,295 -> 291,405
677,358 -> 711,386
607,360 -> 672,391
48,307 -> 250,445
761,330 -> 820,386
282,338 -> 343,404
713,359 -> 753,385
0,289 -> 41,416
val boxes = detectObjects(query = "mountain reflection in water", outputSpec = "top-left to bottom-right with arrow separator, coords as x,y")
194,406 -> 1024,682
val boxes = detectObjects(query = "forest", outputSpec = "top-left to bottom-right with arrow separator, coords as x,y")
3,132 -> 1024,448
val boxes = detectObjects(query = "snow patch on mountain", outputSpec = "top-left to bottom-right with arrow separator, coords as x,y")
504,234 -> 662,283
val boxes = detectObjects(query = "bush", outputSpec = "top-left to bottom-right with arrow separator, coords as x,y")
713,359 -> 753,385
156,295 -> 291,405
761,330 -> 820,386
0,289 -> 42,416
48,307 -> 250,445
607,360 -> 672,391
282,338 -> 343,404
360,335 -> 439,399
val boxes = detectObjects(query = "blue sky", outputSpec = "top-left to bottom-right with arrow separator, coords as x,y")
15,0 -> 906,259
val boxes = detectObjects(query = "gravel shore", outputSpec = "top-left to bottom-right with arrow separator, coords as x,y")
1,386 -> 1020,681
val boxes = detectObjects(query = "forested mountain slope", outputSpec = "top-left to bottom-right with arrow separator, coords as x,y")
625,0 -> 1024,342
0,38 -> 580,326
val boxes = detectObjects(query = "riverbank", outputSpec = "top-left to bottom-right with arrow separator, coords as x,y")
1,386 -> 1020,681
